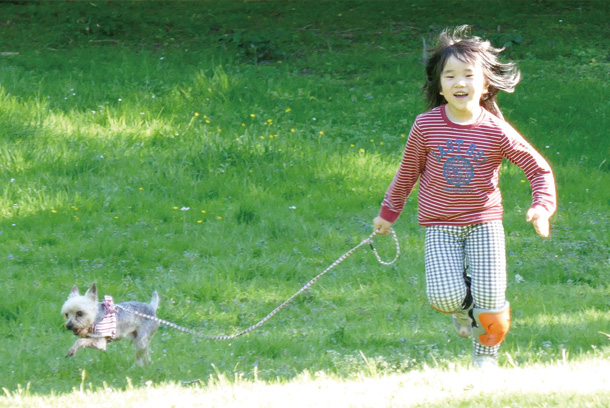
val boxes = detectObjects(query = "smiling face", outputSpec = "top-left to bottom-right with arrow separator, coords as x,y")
440,55 -> 488,123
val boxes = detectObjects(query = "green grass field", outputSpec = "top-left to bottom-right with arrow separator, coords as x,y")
1,1 -> 609,406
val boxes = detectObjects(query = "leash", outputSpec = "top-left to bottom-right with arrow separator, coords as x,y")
116,229 -> 400,341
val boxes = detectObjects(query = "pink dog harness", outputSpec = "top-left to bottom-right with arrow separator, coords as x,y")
91,295 -> 117,341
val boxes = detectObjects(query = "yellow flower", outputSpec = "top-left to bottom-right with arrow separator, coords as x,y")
350,144 -> 355,148
250,114 -> 256,118
173,206 -> 179,210
51,209 -> 57,214
285,108 -> 291,113
197,220 -> 203,224
217,216 -> 223,220
114,216 -> 119,219
401,134 -> 406,138
201,210 -> 206,214
291,129 -> 296,133
139,187 -> 144,191
260,136 -> 265,140
194,112 -> 200,117
205,120 -> 211,124
320,131 -> 325,136
359,148 -> 365,153
242,123 -> 246,127
380,142 -> 385,146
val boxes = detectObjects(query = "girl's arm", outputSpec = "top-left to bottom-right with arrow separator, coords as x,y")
501,126 -> 557,237
373,216 -> 393,235
378,122 -> 427,224
526,207 -> 551,238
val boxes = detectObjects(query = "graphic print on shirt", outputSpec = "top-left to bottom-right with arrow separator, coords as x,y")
431,139 -> 487,192
443,156 -> 473,186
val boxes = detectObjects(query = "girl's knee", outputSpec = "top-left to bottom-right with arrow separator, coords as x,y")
427,294 -> 464,313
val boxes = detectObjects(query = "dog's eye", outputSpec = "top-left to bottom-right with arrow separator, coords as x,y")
65,313 -> 69,318
76,311 -> 83,317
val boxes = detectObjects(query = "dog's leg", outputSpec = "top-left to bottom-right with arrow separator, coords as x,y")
133,334 -> 153,366
133,331 -> 156,366
66,337 -> 108,357
134,346 -> 150,367
131,319 -> 159,366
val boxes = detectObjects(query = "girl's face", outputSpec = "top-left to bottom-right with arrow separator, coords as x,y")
440,55 -> 488,121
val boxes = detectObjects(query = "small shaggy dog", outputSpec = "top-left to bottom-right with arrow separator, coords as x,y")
61,283 -> 160,366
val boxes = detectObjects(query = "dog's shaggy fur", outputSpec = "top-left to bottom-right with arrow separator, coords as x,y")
62,283 -> 160,366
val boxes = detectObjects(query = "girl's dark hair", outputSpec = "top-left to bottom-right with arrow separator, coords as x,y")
423,25 -> 521,119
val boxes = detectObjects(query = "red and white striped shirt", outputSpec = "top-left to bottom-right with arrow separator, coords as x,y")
91,295 -> 117,341
380,105 -> 556,226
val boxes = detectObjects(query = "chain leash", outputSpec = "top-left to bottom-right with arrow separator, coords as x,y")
116,229 -> 400,341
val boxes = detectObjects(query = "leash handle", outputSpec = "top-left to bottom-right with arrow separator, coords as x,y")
368,228 -> 401,266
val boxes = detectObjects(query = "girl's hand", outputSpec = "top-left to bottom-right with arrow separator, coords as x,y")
526,207 -> 551,238
373,216 -> 393,235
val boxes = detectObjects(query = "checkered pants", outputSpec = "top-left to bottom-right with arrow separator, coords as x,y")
425,221 -> 507,357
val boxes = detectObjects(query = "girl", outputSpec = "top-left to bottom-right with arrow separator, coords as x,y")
373,26 -> 556,368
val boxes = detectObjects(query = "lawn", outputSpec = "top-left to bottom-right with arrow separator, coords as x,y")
0,0 -> 609,405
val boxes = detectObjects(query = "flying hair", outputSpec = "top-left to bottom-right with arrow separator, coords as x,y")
423,25 -> 521,120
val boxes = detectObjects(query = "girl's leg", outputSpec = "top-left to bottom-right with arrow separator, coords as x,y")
425,225 -> 469,313
465,221 -> 507,358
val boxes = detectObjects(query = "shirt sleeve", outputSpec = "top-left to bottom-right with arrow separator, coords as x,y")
379,120 -> 427,223
501,125 -> 557,216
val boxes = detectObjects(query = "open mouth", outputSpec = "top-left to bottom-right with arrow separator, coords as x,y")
72,328 -> 89,337
453,92 -> 469,99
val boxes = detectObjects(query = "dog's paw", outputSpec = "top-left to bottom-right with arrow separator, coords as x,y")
66,349 -> 76,357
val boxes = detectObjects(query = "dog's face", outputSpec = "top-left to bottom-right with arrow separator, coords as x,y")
61,284 -> 99,338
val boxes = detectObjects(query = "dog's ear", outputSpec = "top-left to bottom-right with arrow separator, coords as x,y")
85,283 -> 98,301
68,285 -> 80,299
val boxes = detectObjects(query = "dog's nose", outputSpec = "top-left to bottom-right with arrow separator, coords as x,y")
66,322 -> 73,330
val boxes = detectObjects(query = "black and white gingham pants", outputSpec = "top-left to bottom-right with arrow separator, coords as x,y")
425,221 -> 507,357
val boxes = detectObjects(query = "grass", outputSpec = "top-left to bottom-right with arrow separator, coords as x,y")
4,358 -> 610,407
0,0 -> 609,405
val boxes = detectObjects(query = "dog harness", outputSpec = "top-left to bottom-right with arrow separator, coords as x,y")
91,295 -> 117,341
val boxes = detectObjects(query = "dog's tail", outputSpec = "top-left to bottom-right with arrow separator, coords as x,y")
150,291 -> 160,311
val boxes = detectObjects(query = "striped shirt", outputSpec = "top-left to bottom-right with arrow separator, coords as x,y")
91,295 -> 117,341
380,105 -> 556,226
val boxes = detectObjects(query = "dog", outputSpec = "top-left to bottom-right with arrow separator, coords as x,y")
61,283 -> 160,366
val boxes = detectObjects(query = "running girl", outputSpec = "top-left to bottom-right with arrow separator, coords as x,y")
373,26 -> 556,368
